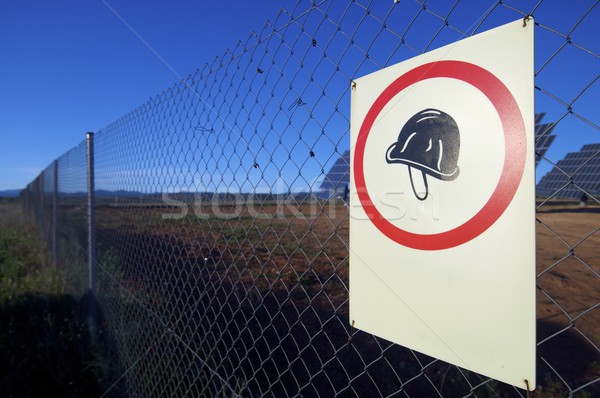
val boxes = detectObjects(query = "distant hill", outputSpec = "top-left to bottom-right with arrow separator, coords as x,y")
0,189 -> 20,198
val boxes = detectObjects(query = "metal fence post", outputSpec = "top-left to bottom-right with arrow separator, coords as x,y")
52,160 -> 58,268
86,132 -> 96,322
39,174 -> 45,241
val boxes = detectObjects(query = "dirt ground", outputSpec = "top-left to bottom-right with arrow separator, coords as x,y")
69,198 -> 600,394
535,203 -> 600,389
536,204 -> 599,338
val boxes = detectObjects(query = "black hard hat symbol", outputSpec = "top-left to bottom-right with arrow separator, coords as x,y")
386,108 -> 460,201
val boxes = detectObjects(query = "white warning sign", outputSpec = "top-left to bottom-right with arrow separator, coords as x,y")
350,19 -> 535,390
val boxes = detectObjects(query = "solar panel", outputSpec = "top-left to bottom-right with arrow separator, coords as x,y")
536,143 -> 600,200
318,150 -> 350,199
534,114 -> 557,166
535,112 -> 546,124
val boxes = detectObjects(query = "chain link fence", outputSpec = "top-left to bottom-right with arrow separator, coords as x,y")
22,0 -> 599,396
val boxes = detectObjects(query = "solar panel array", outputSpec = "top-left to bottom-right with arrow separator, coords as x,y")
534,113 -> 557,167
536,143 -> 600,200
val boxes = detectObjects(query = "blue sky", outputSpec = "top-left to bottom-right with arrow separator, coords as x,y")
1,0 -> 598,192
0,0 -> 285,190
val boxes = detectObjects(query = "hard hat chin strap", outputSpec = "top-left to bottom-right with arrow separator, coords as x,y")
408,167 -> 428,201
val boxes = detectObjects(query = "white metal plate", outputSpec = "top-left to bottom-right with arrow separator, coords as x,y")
350,19 -> 535,390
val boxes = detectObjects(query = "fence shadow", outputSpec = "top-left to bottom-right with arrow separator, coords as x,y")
96,226 -> 600,396
0,292 -> 105,397
537,319 -> 600,396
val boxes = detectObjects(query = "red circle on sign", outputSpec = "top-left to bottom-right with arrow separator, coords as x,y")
354,60 -> 526,250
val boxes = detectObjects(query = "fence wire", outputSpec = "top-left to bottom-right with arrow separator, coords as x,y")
22,0 -> 599,396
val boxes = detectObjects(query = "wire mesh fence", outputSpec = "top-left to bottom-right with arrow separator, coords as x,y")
22,0 -> 599,396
